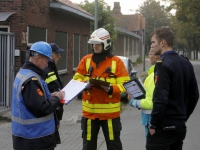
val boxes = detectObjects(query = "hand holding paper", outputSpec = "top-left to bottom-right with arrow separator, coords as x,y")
51,91 -> 65,100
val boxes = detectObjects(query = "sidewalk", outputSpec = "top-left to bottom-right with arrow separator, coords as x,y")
0,59 -> 150,150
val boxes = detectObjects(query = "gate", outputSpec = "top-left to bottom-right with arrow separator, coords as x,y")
0,31 -> 15,114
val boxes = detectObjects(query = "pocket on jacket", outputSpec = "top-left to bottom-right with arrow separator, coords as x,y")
104,96 -> 120,103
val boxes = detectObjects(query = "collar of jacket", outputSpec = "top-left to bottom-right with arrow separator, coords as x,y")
22,61 -> 47,80
147,65 -> 155,76
161,50 -> 177,57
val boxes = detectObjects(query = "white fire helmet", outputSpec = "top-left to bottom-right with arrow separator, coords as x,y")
88,28 -> 111,50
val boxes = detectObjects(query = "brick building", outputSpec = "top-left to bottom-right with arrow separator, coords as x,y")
0,0 -> 94,84
112,2 -> 145,62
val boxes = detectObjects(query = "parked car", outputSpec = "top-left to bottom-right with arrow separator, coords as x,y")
116,56 -> 137,103
77,56 -> 137,103
116,56 -> 137,78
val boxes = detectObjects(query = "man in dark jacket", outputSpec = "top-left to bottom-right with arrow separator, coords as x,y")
147,27 -> 199,150
44,43 -> 64,121
11,41 -> 65,150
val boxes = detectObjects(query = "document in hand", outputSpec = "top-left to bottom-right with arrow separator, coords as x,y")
61,79 -> 87,104
89,78 -> 110,88
123,78 -> 146,99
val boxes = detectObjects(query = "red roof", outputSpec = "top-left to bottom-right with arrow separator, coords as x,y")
113,13 -> 145,31
56,0 -> 92,16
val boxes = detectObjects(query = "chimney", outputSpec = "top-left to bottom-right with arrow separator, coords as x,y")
113,2 -> 122,14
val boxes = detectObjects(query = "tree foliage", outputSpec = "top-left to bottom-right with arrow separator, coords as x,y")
164,0 -> 200,58
77,0 -> 118,42
137,0 -> 170,51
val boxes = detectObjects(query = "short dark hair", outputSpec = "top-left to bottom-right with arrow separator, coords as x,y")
151,26 -> 174,47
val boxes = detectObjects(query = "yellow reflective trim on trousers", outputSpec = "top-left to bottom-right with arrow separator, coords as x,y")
83,106 -> 120,113
111,60 -> 116,73
108,119 -> 114,140
87,119 -> 91,140
45,75 -> 57,84
82,101 -> 120,108
86,58 -> 91,72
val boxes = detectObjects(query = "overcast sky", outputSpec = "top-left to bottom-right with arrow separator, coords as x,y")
70,0 -> 145,14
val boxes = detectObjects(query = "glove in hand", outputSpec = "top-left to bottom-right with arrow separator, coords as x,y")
129,98 -> 141,108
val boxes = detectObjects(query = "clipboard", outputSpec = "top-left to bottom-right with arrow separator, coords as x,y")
123,77 -> 146,99
89,79 -> 110,88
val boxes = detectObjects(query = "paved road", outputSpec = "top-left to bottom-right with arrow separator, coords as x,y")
0,59 -> 199,150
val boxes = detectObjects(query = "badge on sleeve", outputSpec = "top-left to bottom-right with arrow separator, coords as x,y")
37,89 -> 44,96
154,72 -> 158,84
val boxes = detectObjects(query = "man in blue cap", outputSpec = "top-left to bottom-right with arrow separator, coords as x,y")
11,41 -> 65,150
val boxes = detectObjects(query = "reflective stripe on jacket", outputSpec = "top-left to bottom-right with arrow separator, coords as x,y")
73,54 -> 130,120
11,69 -> 55,139
45,71 -> 56,84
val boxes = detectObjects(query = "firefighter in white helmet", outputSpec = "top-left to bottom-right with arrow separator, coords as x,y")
73,28 -> 130,150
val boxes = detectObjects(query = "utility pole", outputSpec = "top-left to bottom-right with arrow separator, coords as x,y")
94,0 -> 98,30
143,13 -> 146,71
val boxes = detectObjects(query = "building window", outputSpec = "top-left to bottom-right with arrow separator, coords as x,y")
28,26 -> 46,45
55,31 -> 68,72
0,26 -> 9,32
82,35 -> 88,56
73,34 -> 80,69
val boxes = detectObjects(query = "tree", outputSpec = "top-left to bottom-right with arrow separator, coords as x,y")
77,0 -> 118,42
137,0 -> 170,52
164,0 -> 200,59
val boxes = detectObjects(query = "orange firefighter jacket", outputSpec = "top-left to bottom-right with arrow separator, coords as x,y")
73,54 -> 130,120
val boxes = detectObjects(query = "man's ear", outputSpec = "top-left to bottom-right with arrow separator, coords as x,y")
160,39 -> 166,47
35,55 -> 41,62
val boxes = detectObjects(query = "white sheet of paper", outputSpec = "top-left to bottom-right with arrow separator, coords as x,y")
61,79 -> 87,104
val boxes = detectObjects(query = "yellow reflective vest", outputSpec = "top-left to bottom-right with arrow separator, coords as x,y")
139,65 -> 155,110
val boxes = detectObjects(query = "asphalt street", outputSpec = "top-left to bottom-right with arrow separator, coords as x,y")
0,59 -> 199,150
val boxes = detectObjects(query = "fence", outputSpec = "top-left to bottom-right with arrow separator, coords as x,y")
0,31 -> 15,114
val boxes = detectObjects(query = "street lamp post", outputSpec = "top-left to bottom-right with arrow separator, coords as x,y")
154,17 -> 170,29
94,0 -> 98,30
142,1 -> 146,72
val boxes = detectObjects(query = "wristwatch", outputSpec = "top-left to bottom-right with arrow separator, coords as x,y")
149,123 -> 156,129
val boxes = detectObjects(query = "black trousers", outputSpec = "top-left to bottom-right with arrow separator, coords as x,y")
146,125 -> 187,150
81,116 -> 122,150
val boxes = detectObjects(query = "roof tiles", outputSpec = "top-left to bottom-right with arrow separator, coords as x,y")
56,0 -> 92,16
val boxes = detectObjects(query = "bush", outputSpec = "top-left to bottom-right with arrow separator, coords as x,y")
133,57 -> 142,66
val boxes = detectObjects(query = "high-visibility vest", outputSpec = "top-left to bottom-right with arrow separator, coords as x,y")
11,69 -> 55,139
